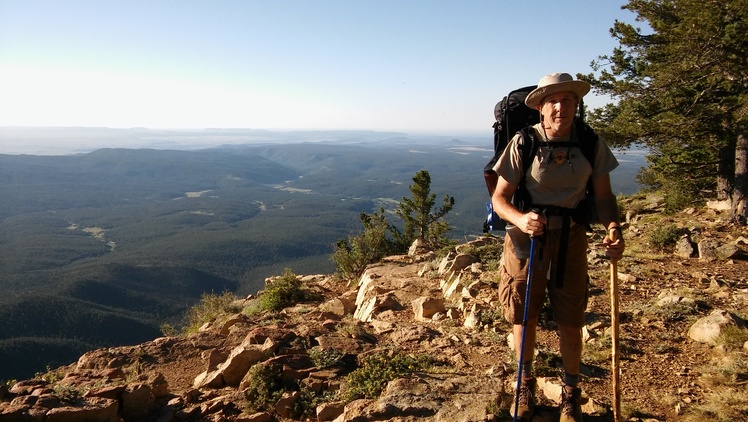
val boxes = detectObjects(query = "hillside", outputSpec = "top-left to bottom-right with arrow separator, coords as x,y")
2,194 -> 746,421
0,137 -> 646,382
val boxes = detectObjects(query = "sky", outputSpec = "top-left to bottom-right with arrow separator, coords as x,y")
0,1 -> 637,133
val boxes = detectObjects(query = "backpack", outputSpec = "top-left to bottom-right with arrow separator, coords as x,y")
482,86 -> 598,232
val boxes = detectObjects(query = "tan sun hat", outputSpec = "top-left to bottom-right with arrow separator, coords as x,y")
524,72 -> 591,109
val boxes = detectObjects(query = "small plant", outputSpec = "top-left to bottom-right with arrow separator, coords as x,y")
683,358 -> 748,421
292,388 -> 339,419
52,384 -> 83,404
647,223 -> 689,252
476,308 -> 503,328
474,241 -> 504,272
342,352 -> 434,401
35,366 -> 65,383
646,300 -> 700,323
716,325 -> 748,351
309,347 -> 345,369
532,349 -> 562,377
244,363 -> 285,412
183,291 -> 240,334
332,209 -> 399,281
160,323 -> 178,337
255,269 -> 307,312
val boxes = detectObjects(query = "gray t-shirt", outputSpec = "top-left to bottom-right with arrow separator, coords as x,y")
493,123 -> 619,209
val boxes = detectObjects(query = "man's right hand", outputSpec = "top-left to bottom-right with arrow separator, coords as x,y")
517,211 -> 546,237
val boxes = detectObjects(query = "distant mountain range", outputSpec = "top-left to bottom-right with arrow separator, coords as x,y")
0,128 -> 645,380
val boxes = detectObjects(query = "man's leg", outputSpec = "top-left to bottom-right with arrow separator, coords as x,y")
514,317 -> 538,363
558,323 -> 582,376
548,225 -> 588,422
558,323 -> 583,422
511,317 -> 538,420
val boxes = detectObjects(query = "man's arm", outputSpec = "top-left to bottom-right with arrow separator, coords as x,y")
492,176 -> 546,237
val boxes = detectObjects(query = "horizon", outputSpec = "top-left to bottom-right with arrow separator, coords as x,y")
0,125 -> 492,155
0,1 -> 636,136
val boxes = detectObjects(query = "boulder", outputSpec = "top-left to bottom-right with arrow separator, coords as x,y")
411,297 -> 445,322
688,310 -> 740,345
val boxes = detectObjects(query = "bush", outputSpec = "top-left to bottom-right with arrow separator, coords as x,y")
183,291 -> 240,334
648,223 -> 689,252
342,353 -> 433,401
464,240 -> 503,272
332,209 -> 398,281
243,363 -> 284,412
255,268 -> 307,312
309,347 -> 345,369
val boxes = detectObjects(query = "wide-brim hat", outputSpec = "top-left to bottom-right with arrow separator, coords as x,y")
525,72 -> 590,109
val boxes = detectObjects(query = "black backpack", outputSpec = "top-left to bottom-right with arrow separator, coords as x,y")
482,86 -> 598,232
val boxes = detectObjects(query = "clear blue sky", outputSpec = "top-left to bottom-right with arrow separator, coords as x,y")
0,1 -> 635,133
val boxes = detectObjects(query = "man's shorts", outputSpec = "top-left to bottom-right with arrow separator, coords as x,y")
499,223 -> 589,328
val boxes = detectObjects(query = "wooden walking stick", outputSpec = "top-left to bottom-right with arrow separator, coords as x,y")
609,227 -> 621,422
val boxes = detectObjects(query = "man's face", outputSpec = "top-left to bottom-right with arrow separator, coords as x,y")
537,91 -> 578,137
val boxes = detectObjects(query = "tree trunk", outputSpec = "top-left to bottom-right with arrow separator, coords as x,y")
718,143 -> 734,201
732,131 -> 748,224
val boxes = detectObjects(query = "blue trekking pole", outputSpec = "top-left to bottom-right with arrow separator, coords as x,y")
513,230 -> 538,422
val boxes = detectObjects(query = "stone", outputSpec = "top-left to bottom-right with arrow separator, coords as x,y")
317,401 -> 346,421
411,296 -> 445,322
717,243 -> 740,259
675,236 -> 695,258
698,239 -> 720,261
688,310 -> 739,345
707,199 -> 731,211
447,253 -> 479,274
219,313 -> 250,335
274,391 -> 299,418
121,384 -> 154,422
324,296 -> 356,316
408,237 -> 431,256
44,397 -> 119,422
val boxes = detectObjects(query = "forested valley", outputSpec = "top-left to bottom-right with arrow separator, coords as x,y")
0,132 -> 645,381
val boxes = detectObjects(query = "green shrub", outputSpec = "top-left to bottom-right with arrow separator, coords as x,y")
648,223 -> 689,252
716,325 -> 748,351
244,363 -> 284,412
309,347 -> 345,369
332,209 -> 398,281
35,366 -> 65,383
52,384 -> 83,404
342,353 -> 433,401
255,269 -> 306,312
474,241 -> 504,272
160,323 -> 178,337
183,291 -> 240,334
476,308 -> 503,328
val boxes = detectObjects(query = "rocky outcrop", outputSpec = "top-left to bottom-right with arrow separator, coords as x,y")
3,225 -> 748,422
0,238 -> 513,422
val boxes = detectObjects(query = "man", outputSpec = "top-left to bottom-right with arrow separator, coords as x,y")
491,72 -> 625,422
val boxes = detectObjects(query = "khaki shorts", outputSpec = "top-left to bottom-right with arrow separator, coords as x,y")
499,223 -> 589,328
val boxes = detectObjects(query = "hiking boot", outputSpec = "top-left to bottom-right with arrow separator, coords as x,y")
559,384 -> 583,422
510,377 -> 536,421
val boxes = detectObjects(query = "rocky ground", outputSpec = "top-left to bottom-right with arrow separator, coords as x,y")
1,193 -> 747,421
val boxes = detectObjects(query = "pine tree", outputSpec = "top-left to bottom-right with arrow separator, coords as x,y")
395,170 -> 455,249
584,0 -> 748,218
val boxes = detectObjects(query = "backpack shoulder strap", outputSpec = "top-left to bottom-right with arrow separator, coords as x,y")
575,120 -> 598,168
517,126 -> 539,175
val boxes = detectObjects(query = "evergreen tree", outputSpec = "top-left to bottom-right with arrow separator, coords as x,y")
395,170 -> 455,249
331,169 -> 455,280
584,0 -> 748,217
